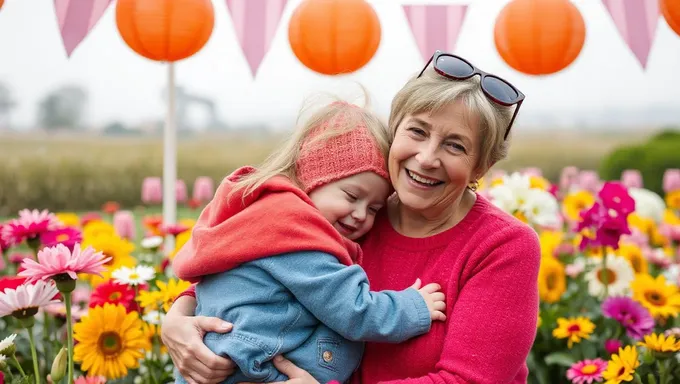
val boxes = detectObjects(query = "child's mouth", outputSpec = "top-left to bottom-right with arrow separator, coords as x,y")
337,222 -> 357,235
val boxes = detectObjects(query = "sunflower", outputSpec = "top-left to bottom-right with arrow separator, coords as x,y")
538,256 -> 566,304
616,243 -> 648,275
563,190 -> 595,221
73,303 -> 150,379
552,316 -> 595,348
81,233 -> 136,287
157,278 -> 192,312
664,209 -> 680,226
602,346 -> 639,384
529,175 -> 551,191
539,230 -> 564,259
136,290 -> 163,312
666,190 -> 680,210
631,274 -> 680,319
637,333 -> 680,355
55,212 -> 81,228
82,221 -> 116,239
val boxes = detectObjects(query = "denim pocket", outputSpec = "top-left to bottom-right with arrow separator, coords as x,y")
317,337 -> 341,373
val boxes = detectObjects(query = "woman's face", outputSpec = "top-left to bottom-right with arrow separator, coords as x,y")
389,100 -> 480,217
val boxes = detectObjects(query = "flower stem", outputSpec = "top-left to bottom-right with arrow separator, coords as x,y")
601,247 -> 609,298
11,354 -> 27,377
1,249 -> 11,274
27,323 -> 41,384
64,292 -> 75,384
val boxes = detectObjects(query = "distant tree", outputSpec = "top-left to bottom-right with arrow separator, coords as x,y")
37,85 -> 87,130
102,121 -> 141,136
0,81 -> 17,129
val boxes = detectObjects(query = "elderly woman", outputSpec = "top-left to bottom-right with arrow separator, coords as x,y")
162,51 -> 540,384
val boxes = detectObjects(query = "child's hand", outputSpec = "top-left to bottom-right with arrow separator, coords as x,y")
411,278 -> 446,322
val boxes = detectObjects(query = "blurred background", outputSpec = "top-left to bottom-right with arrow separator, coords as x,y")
0,0 -> 679,215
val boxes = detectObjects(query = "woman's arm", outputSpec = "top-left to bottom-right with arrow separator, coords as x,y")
378,228 -> 541,384
161,295 -> 237,384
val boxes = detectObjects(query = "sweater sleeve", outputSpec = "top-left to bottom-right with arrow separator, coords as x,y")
175,284 -> 196,300
378,227 -> 540,384
259,251 -> 431,343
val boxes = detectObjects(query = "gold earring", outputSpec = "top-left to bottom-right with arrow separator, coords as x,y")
468,180 -> 479,191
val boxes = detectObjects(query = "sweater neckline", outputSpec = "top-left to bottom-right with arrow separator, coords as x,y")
376,193 -> 489,251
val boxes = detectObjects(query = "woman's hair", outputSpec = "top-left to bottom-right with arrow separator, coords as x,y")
231,93 -> 390,198
388,68 -> 516,177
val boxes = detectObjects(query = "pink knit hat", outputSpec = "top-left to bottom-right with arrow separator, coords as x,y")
295,107 -> 389,194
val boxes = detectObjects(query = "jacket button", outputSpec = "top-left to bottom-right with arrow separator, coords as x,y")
322,351 -> 333,363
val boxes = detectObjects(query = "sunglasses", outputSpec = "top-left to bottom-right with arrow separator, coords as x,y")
418,51 -> 525,140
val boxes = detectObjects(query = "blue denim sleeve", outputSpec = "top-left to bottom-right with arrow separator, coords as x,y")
258,251 -> 431,343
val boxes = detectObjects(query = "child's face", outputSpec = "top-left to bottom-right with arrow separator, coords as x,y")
308,172 -> 390,240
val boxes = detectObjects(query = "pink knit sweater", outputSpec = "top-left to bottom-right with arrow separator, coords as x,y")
356,195 -> 540,384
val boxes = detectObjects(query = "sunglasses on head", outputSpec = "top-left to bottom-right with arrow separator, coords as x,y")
418,51 -> 525,140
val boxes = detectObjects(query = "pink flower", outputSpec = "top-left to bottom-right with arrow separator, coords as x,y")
10,252 -> 33,264
18,243 -> 110,282
521,167 -> 542,177
0,223 -> 11,251
621,169 -> 643,189
604,339 -> 622,354
645,248 -> 672,269
663,169 -> 680,194
113,211 -> 136,240
161,223 -> 190,237
659,223 -> 680,242
577,170 -> 601,194
72,286 -> 91,306
560,166 -> 580,192
142,177 -> 162,204
74,376 -> 106,384
565,261 -> 585,278
43,302 -> 89,321
620,228 -> 649,248
599,182 -> 635,216
193,177 -> 215,203
576,182 -> 635,251
566,358 -> 607,384
40,227 -> 82,250
0,279 -> 60,318
176,179 -> 188,203
2,209 -> 61,246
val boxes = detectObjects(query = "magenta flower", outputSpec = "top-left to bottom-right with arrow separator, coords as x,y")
0,280 -> 60,318
0,223 -> 11,252
18,243 -> 111,282
576,182 -> 635,251
566,358 -> 607,384
602,296 -> 654,340
1,209 -> 61,246
599,182 -> 635,216
604,339 -> 622,355
40,227 -> 83,250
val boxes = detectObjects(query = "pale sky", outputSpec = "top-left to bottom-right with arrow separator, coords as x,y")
0,0 -> 679,130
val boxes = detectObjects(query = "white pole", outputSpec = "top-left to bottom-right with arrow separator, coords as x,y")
163,62 -> 177,252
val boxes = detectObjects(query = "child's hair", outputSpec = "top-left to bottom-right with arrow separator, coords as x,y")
231,96 -> 391,199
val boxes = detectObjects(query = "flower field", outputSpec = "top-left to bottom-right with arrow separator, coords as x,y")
1,166 -> 680,384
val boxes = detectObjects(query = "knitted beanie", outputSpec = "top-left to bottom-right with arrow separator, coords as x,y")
295,110 -> 389,194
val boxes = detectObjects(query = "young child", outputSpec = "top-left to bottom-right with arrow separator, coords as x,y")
171,101 -> 446,384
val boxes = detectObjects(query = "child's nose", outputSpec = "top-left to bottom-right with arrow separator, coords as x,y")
352,209 -> 366,222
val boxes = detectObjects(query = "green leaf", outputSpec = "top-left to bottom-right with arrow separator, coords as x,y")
648,373 -> 658,384
544,352 -> 576,367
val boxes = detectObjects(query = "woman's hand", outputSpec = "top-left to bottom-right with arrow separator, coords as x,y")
162,296 -> 237,384
239,356 -> 320,384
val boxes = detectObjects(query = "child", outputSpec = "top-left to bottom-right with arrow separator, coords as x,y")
171,101 -> 446,384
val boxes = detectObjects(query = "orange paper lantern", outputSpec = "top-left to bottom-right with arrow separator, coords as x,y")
288,0 -> 381,75
116,0 -> 214,62
0,0 -> 4,10
494,0 -> 586,75
661,0 -> 680,37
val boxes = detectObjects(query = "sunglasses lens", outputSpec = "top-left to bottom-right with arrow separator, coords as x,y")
436,55 -> 474,77
482,76 -> 519,104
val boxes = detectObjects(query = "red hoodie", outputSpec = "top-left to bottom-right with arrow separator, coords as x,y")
172,167 -> 359,283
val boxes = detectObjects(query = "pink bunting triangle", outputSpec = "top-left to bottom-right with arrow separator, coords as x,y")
226,0 -> 288,77
602,0 -> 660,69
402,4 -> 469,62
55,0 -> 113,57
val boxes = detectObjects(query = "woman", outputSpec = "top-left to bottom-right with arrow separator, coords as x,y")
162,51 -> 540,384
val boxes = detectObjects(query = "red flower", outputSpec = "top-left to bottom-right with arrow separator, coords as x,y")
0,276 -> 27,293
80,212 -> 102,226
143,215 -> 163,235
160,224 -> 189,237
102,201 -> 121,215
89,280 -> 136,312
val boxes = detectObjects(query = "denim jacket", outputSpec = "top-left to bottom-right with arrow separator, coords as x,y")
176,251 -> 431,384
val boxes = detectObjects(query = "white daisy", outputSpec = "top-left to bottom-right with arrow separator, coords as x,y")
520,189 -> 560,227
628,187 -> 666,224
489,172 -> 533,214
112,265 -> 156,286
585,254 -> 635,298
663,264 -> 680,287
143,310 -> 165,325
141,236 -> 164,250
0,334 -> 16,355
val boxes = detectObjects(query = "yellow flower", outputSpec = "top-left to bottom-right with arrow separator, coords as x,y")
142,323 -> 167,354
666,190 -> 680,210
631,274 -> 680,319
81,233 -> 136,287
617,243 -> 648,275
539,230 -> 564,259
490,176 -> 504,187
179,218 -> 196,229
170,231 -> 191,260
562,191 -> 595,221
73,303 -> 150,379
538,256 -> 566,303
537,315 -> 542,328
552,316 -> 595,348
602,346 -> 639,384
529,176 -> 551,191
55,212 -> 81,228
663,209 -> 680,226
83,221 -> 116,239
137,290 -> 164,311
637,333 -> 680,353
513,211 -> 528,224
157,279 -> 192,312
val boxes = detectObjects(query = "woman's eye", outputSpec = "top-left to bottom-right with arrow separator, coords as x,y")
446,142 -> 466,152
408,127 -> 426,136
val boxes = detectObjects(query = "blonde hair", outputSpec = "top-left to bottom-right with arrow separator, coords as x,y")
388,68 -> 515,177
231,96 -> 390,199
